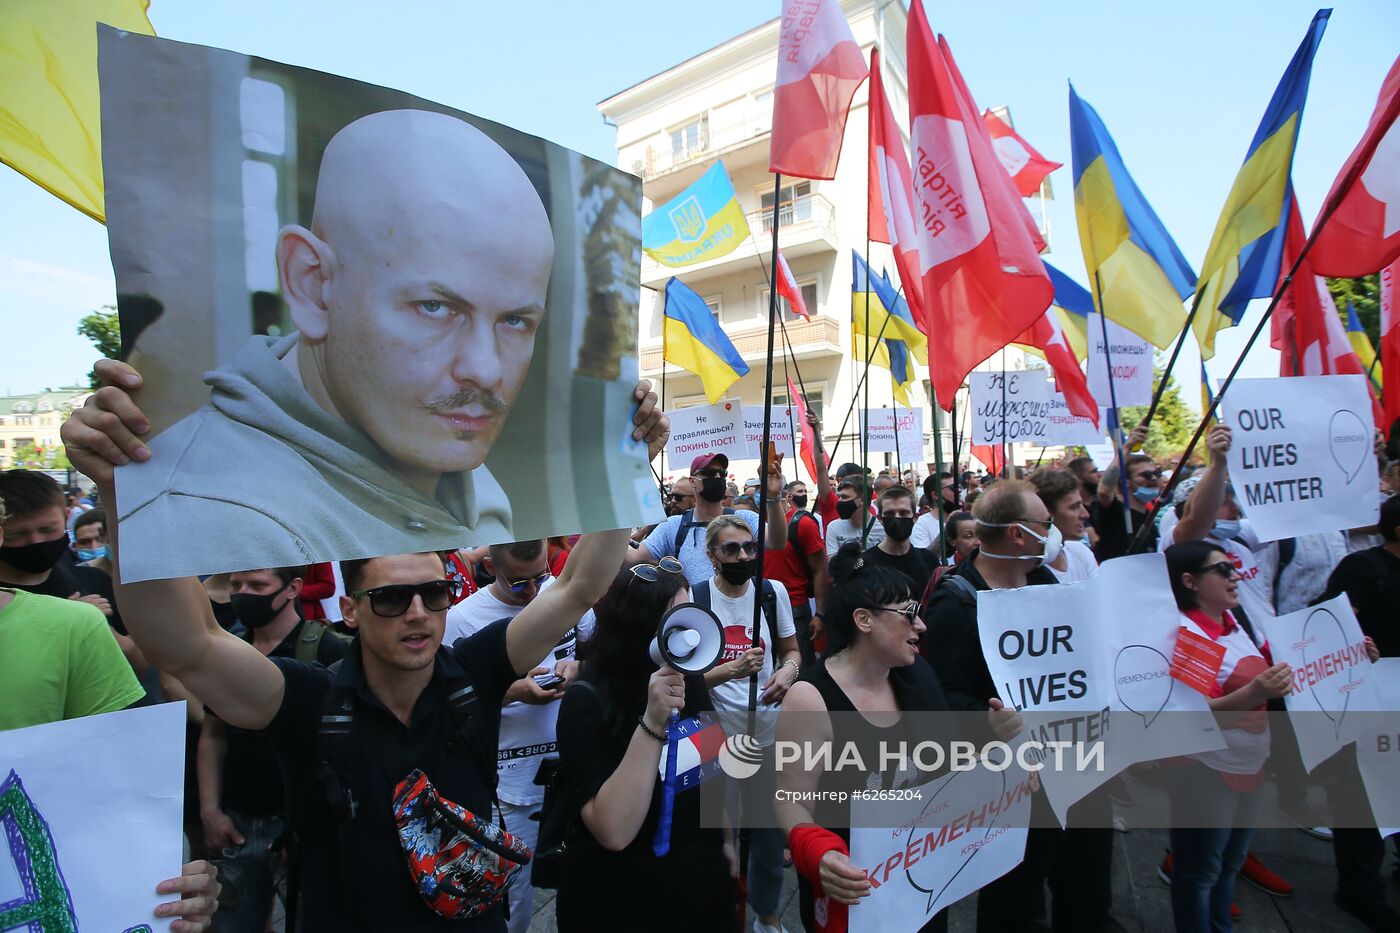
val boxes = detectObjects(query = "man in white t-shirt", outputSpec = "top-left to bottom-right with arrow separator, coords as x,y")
443,537 -> 581,933
1031,467 -> 1099,583
693,513 -> 797,933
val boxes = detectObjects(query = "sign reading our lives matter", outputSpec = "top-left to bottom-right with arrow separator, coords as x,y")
1222,375 -> 1379,542
976,554 -> 1224,821
850,763 -> 1033,933
1270,595 -> 1383,773
859,407 -> 925,455
665,399 -> 744,465
970,372 -> 1103,448
1086,315 -> 1153,407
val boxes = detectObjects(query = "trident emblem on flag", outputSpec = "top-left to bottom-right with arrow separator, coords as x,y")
670,196 -> 706,242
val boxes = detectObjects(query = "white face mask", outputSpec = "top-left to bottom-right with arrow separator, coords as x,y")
976,520 -> 1063,568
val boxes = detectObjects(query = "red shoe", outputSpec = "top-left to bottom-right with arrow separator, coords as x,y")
1238,852 -> 1293,897
1158,851 -> 1243,918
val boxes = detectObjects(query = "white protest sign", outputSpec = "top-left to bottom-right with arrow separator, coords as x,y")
0,702 -> 185,931
850,766 -> 1032,933
858,407 -> 924,455
1270,595 -> 1382,773
1085,442 -> 1117,471
969,372 -> 1103,447
976,554 -> 1224,820
665,399 -> 744,466
1222,375 -> 1379,542
741,405 -> 800,462
1356,658 -> 1400,835
1087,314 -> 1153,407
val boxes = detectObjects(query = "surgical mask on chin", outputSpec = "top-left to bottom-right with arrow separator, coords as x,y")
1132,486 -> 1159,504
698,476 -> 727,503
976,520 -> 1063,568
1211,519 -> 1243,541
76,546 -> 108,562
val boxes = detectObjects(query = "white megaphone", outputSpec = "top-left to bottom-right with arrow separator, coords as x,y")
648,603 -> 726,674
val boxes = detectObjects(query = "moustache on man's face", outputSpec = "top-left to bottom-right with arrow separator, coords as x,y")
423,387 -> 510,414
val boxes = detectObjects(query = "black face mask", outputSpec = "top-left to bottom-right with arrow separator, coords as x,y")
835,499 -> 859,520
210,599 -> 239,631
231,589 -> 292,630
0,534 -> 71,574
882,516 -> 914,542
719,558 -> 756,586
698,476 -> 727,503
790,495 -> 808,511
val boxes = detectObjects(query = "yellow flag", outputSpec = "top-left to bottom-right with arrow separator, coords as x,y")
0,1 -> 155,221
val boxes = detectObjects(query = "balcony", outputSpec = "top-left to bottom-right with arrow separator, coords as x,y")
640,193 -> 839,289
640,313 -> 843,375
631,111 -> 772,181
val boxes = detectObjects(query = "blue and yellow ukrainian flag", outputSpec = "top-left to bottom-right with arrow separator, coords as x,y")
1192,10 -> 1330,359
663,277 -> 749,403
1346,301 -> 1383,393
1070,84 -> 1197,350
642,162 -> 751,267
1044,261 -> 1096,361
851,252 -> 928,364
882,270 -> 917,406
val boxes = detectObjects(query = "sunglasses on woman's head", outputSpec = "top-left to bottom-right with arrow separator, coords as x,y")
1198,561 -> 1238,580
502,570 -> 551,593
712,540 -> 758,559
628,556 -> 684,583
349,579 -> 460,617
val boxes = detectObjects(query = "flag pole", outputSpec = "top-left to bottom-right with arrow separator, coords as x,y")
781,344 -> 802,484
659,317 -> 669,494
1000,349 -> 1009,478
890,393 -> 904,492
929,382 -> 948,560
828,289 -> 899,463
1092,272 -> 1134,536
1139,289 -> 1207,431
861,240 -> 874,545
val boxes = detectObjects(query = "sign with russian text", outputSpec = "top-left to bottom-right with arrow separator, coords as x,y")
1222,375 -> 1379,542
1271,595 -> 1382,773
1086,315 -> 1153,408
741,405 -> 800,462
970,372 -> 1103,448
666,399 -> 744,466
849,764 -> 1031,932
859,407 -> 924,455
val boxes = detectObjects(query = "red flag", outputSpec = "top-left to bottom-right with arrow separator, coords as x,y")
906,1 -> 1053,409
1382,259 -> 1400,432
775,250 -> 810,320
1309,56 -> 1400,277
1016,311 -> 1100,426
982,110 -> 1063,198
787,375 -> 820,482
769,0 -> 869,180
867,47 -> 928,334
970,444 -> 1004,475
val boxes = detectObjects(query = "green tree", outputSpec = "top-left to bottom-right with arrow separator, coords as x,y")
11,442 -> 69,471
76,305 -> 121,388
1121,362 -> 1194,460
1325,274 -> 1379,347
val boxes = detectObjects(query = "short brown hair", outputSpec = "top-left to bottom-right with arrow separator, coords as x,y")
877,484 -> 916,514
0,470 -> 64,520
341,553 -> 446,594
1029,468 -> 1079,511
488,539 -> 545,565
72,508 -> 107,537
971,479 -> 1035,545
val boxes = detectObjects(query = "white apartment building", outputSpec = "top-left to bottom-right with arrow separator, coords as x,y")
599,0 -> 1045,485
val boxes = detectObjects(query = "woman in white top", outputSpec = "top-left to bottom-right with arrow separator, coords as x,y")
1031,468 -> 1098,583
1163,540 -> 1292,933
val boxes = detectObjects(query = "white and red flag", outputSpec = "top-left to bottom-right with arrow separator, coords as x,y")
1017,310 -> 1100,425
867,47 -> 927,333
769,0 -> 869,180
788,375 -> 821,482
1309,55 -> 1400,277
907,0 -> 1052,407
1382,259 -> 1400,431
982,109 -> 1062,198
775,250 -> 811,319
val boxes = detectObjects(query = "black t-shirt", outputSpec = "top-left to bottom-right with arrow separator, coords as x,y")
7,557 -> 125,634
862,543 -> 939,598
1322,546 -> 1400,658
217,621 -> 349,816
266,619 -> 517,932
1089,498 -> 1155,562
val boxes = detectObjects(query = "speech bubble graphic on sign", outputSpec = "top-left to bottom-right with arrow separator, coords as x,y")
904,766 -> 1008,913
1302,606 -> 1357,738
1328,409 -> 1370,484
1113,645 -> 1174,728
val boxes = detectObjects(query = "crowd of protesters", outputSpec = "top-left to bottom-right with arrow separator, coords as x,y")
0,365 -> 1394,933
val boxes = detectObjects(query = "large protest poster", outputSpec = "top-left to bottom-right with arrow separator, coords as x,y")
1221,375 -> 1379,543
1356,658 -> 1400,834
969,372 -> 1103,447
667,400 -> 744,467
0,703 -> 185,931
1270,595 -> 1382,773
1086,314 -> 1153,408
858,407 -> 924,455
741,405 -> 800,462
849,765 -> 1033,933
98,29 -> 661,582
976,554 -> 1224,820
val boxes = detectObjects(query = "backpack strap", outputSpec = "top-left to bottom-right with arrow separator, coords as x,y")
694,578 -> 781,653
672,507 -> 737,555
293,620 -> 352,664
937,573 -> 980,609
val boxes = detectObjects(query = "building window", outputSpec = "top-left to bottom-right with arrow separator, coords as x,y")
775,389 -> 823,424
670,116 -> 708,161
703,295 -> 722,322
760,280 -> 819,321
15,416 -> 32,426
759,180 -> 812,231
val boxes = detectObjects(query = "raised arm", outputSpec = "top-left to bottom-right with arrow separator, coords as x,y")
808,409 -> 832,504
763,455 -> 788,550
61,360 -> 287,731
1097,422 -> 1149,508
1174,425 -> 1233,545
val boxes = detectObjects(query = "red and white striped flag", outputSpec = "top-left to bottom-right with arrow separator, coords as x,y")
982,109 -> 1062,199
775,250 -> 811,319
1309,55 -> 1400,277
769,0 -> 869,180
907,0 -> 1052,408
1017,310 -> 1100,425
1382,258 -> 1400,431
867,47 -> 927,334
787,375 -> 821,482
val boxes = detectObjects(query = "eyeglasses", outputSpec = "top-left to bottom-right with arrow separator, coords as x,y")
349,579 -> 460,617
628,556 -> 685,583
502,570 -> 552,593
861,603 -> 920,625
669,493 -> 694,502
711,540 -> 758,559
1137,470 -> 1163,481
1198,561 -> 1238,580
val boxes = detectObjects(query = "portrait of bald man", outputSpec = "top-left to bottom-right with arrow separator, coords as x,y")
108,108 -> 578,579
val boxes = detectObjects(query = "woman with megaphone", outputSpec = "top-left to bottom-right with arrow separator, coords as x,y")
554,557 -> 739,932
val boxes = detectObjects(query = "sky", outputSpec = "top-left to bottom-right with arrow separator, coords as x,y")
1,0 -> 1397,411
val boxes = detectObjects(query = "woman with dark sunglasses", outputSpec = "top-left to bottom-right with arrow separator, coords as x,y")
1162,540 -> 1293,933
555,557 -> 738,931
775,541 -> 957,933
